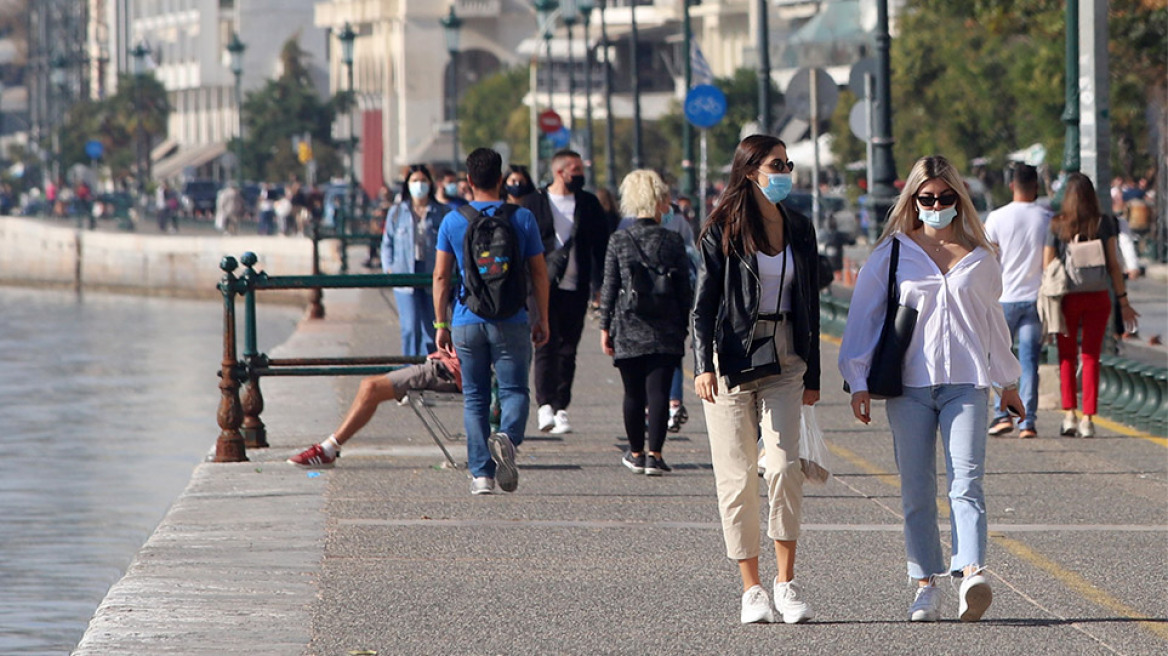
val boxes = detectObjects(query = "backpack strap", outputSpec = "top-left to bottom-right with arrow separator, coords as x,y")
457,204 -> 481,222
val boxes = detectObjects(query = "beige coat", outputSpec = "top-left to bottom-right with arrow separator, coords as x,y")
1038,257 -> 1070,336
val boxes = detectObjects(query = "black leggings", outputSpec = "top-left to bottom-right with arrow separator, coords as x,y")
616,354 -> 681,454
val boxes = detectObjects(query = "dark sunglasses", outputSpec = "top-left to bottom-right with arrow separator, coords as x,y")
915,192 -> 959,208
771,160 -> 795,174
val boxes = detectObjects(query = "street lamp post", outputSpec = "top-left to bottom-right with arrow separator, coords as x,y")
562,0 -> 578,136
869,0 -> 898,235
578,0 -> 595,188
338,22 -> 357,274
599,0 -> 616,190
535,0 -> 558,114
756,0 -> 772,133
629,1 -> 642,170
681,0 -> 695,196
226,33 -> 246,191
441,6 -> 464,173
49,54 -> 67,191
130,41 -> 151,219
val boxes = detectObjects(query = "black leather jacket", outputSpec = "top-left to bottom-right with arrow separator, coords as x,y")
691,206 -> 821,390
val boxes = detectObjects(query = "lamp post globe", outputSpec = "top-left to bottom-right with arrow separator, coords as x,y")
441,5 -> 463,172
534,0 -> 559,113
129,42 -> 151,205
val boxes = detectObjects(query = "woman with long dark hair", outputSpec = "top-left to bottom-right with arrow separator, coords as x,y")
839,155 -> 1023,623
381,164 -> 448,356
692,134 -> 820,624
1044,173 -> 1138,437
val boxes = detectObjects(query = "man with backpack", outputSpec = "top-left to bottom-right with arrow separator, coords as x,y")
433,147 -> 550,496
520,149 -> 610,435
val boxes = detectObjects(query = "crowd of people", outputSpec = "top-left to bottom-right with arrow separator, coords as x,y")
282,137 -> 1149,627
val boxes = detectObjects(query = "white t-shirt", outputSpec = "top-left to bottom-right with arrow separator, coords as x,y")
757,245 -> 794,314
983,201 -> 1052,302
548,192 -> 579,291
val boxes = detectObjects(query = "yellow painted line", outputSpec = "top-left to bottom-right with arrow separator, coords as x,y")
1092,415 -> 1168,448
993,534 -> 1168,641
822,334 -> 842,346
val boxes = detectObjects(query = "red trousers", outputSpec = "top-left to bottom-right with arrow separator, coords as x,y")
1056,291 -> 1111,415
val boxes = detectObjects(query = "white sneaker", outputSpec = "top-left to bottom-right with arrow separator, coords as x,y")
470,477 -> 495,496
909,581 -> 942,622
1078,416 -> 1095,438
773,579 -> 813,623
957,572 -> 993,622
1060,413 -> 1078,436
538,404 -> 555,433
550,409 -> 572,434
740,585 -> 774,624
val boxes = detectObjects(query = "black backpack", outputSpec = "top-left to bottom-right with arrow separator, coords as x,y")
620,233 -> 679,319
457,203 -> 526,320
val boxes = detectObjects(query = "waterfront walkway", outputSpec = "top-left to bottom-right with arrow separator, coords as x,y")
74,286 -> 1167,655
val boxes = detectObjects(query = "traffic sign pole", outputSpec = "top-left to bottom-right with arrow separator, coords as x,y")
811,73 -> 820,229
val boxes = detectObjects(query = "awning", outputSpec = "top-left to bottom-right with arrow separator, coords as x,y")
152,142 -> 227,181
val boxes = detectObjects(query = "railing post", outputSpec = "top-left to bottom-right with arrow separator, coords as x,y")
309,222 -> 325,318
215,256 -> 248,462
338,201 -> 350,275
239,252 -> 268,449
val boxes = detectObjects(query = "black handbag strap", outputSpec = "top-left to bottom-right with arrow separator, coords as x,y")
883,238 -> 902,328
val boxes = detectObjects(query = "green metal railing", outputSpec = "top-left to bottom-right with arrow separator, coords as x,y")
213,252 -> 428,462
819,291 -> 1167,436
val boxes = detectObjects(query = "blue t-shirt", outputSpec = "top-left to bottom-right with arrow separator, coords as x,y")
437,201 -> 544,326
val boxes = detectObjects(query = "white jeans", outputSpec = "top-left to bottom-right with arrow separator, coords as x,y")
702,321 -> 807,560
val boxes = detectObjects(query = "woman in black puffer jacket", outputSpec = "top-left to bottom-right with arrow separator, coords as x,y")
598,169 -> 692,476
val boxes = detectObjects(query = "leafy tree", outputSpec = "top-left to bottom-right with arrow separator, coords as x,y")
459,66 -> 528,158
241,36 -> 345,182
829,0 -> 1167,189
57,72 -> 170,183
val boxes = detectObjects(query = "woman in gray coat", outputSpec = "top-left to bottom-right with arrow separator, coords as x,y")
598,170 -> 692,475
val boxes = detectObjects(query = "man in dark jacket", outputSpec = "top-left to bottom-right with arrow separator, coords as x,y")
520,149 -> 610,434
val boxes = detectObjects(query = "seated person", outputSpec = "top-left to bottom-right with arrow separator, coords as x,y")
288,350 -> 461,468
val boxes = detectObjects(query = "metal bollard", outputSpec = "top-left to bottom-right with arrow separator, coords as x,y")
308,223 -> 325,319
1134,368 -> 1163,432
239,252 -> 268,449
1097,355 -> 1121,410
214,256 -> 248,462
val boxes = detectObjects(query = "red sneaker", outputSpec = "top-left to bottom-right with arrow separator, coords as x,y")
287,444 -> 337,468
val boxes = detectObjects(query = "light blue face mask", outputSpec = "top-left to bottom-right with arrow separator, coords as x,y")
918,204 -> 958,229
408,181 -> 430,199
444,182 -> 459,197
660,206 -> 675,224
757,173 -> 793,204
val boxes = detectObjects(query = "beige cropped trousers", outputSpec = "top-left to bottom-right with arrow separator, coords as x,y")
702,320 -> 807,560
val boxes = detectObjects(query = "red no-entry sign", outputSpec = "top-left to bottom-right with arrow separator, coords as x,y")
538,110 -> 563,135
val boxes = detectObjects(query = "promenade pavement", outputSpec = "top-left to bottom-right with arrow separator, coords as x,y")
75,284 -> 1167,655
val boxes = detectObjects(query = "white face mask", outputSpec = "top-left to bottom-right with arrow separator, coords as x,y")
917,204 -> 958,229
408,181 -> 430,199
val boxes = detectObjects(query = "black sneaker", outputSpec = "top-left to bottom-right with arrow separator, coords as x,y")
645,454 -> 672,476
622,451 -> 645,473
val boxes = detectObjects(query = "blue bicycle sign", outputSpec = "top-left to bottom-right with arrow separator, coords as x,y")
684,84 -> 727,129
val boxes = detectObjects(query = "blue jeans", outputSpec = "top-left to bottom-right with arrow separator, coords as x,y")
453,322 -> 532,479
670,366 -> 683,403
992,301 -> 1041,430
394,288 -> 436,357
886,385 -> 989,580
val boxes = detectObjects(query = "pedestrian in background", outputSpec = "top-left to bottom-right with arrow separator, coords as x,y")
1044,172 -> 1139,438
433,147 -> 549,496
435,169 -> 467,209
521,149 -> 610,436
983,164 -> 1050,439
257,183 -> 277,235
382,163 -> 448,357
692,134 -> 820,625
661,199 -> 698,433
214,181 -> 243,235
503,164 -> 536,205
840,155 -> 1023,624
598,170 -> 691,476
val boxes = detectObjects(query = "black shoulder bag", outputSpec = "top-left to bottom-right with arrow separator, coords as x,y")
864,238 -> 918,399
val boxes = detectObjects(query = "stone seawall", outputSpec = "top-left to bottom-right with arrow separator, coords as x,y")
0,217 -> 319,303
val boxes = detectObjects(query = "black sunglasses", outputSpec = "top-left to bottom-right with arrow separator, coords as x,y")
770,160 -> 795,174
916,192 -> 959,208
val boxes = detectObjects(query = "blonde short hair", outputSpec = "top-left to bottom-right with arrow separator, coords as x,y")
618,169 -> 670,220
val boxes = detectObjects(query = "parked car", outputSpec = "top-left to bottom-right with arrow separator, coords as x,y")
180,179 -> 221,219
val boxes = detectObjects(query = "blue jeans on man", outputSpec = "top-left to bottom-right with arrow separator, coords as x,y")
992,301 -> 1041,431
452,321 -> 532,479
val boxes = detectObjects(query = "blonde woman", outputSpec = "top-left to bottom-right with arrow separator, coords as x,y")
597,170 -> 692,475
839,155 -> 1023,623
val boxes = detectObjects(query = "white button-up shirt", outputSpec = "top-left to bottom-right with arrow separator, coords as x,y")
838,234 -> 1021,394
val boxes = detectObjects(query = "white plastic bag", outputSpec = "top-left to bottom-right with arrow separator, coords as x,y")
799,405 -> 831,485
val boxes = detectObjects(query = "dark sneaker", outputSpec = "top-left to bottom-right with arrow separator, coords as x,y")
644,454 -> 672,476
287,444 -> 337,469
622,451 -> 645,473
666,404 -> 690,433
988,419 -> 1014,437
488,432 -> 519,492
